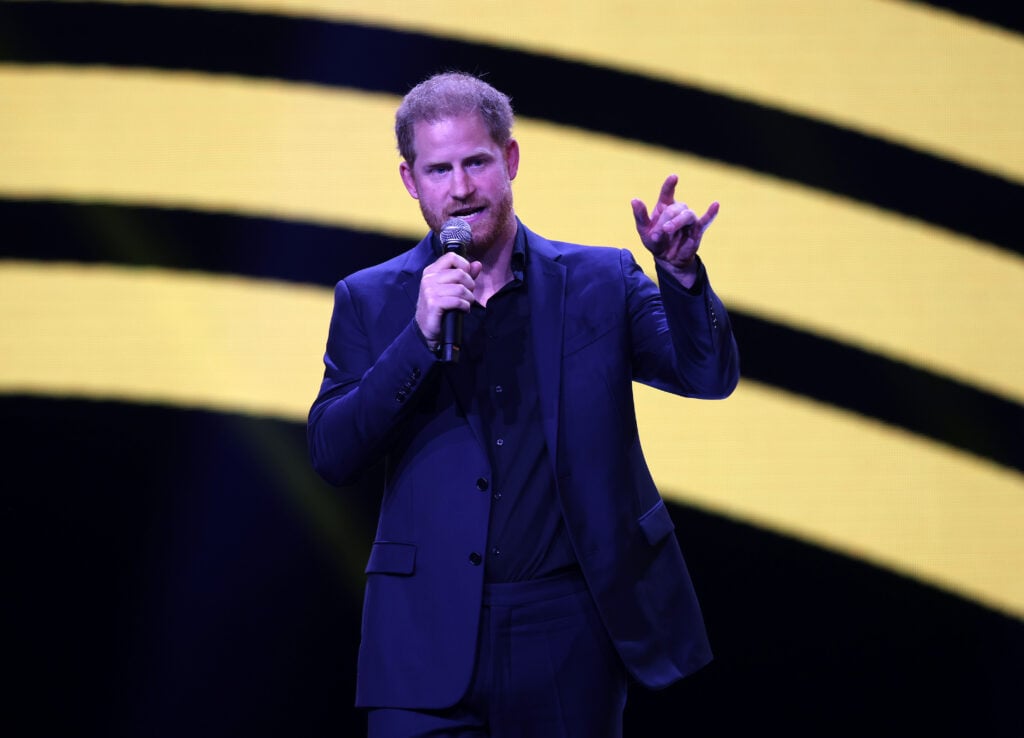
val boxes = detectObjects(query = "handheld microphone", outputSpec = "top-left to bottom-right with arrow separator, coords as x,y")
439,217 -> 473,363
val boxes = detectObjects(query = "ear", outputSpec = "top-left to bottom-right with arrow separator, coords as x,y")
399,161 -> 419,199
505,138 -> 520,181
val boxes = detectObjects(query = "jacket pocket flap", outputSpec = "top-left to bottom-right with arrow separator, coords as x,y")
365,541 -> 417,575
637,500 -> 675,546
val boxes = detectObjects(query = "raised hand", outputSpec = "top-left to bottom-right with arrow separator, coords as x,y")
631,174 -> 719,285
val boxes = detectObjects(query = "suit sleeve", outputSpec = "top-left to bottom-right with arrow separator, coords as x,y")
307,278 -> 439,487
624,249 -> 740,399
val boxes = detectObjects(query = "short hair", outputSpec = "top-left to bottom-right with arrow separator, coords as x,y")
395,72 -> 514,164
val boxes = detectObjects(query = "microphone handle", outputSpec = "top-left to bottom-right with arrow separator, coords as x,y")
440,242 -> 465,363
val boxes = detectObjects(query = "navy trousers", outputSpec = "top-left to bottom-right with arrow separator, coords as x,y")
367,569 -> 628,737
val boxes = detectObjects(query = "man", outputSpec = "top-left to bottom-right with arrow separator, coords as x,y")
308,71 -> 739,737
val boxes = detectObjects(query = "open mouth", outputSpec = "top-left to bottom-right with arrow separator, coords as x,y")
449,206 -> 485,220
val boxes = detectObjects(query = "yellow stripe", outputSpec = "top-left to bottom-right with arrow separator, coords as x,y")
0,66 -> 420,237
3,65 -> 1022,405
637,382 -> 1024,619
45,0 -> 1024,183
0,260 -> 330,418
1,259 -> 1021,617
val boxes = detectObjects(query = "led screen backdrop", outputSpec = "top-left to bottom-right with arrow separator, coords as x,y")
2,1 -> 1022,735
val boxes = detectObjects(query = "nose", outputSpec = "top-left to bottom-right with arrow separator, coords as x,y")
451,166 -> 474,199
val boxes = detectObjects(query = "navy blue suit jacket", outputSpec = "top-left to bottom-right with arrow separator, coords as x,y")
308,222 -> 740,709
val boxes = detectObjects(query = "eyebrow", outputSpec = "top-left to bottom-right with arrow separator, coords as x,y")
421,148 -> 495,169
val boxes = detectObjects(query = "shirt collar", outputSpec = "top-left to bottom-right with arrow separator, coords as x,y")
510,220 -> 527,281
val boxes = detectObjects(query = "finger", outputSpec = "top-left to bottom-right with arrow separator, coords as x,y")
657,174 -> 679,207
630,198 -> 651,228
698,201 -> 720,231
661,205 -> 697,234
438,291 -> 476,312
438,251 -> 472,270
424,251 -> 471,276
424,283 -> 475,311
427,270 -> 476,292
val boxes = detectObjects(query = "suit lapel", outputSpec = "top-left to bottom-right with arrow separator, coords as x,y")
397,235 -> 433,312
524,228 -> 566,467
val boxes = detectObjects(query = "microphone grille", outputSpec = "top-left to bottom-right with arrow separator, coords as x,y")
440,217 -> 472,248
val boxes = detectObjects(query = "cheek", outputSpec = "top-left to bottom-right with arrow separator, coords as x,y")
420,189 -> 446,213
417,179 -> 443,200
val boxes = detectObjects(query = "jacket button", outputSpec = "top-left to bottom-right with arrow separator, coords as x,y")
476,477 -> 489,491
468,552 -> 482,566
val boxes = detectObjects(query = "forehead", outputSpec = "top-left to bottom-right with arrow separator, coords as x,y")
411,113 -> 498,161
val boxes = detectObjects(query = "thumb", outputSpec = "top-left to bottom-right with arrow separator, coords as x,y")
631,198 -> 651,229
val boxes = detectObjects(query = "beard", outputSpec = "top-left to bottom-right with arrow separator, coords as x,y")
420,181 -> 516,258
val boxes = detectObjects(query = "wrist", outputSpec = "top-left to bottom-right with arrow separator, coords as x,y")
656,255 -> 699,288
414,321 -> 441,356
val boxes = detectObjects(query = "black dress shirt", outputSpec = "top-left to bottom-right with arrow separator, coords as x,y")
441,225 -> 578,583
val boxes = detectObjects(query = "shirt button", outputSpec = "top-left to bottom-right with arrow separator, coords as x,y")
495,438 -> 504,447
468,552 -> 482,566
476,477 -> 489,491
491,547 -> 501,557
495,385 -> 503,393
492,492 -> 502,501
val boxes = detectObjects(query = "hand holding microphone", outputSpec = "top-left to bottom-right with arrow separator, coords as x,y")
415,217 -> 478,363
